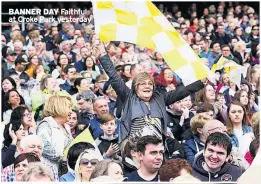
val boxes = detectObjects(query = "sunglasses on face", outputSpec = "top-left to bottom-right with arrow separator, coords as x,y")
80,158 -> 99,166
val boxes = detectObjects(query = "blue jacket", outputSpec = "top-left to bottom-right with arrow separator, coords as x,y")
89,116 -> 120,139
229,126 -> 253,148
74,60 -> 85,73
4,68 -> 30,85
1,145 -> 16,168
60,171 -> 75,182
207,53 -> 221,69
184,135 -> 205,165
59,80 -> 76,95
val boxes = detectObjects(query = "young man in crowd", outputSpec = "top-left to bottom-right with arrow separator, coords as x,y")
2,48 -> 17,71
95,113 -> 120,159
59,65 -> 77,95
127,135 -> 164,182
4,56 -> 30,86
192,132 -> 242,182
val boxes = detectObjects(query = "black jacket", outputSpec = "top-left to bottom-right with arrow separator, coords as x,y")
166,109 -> 194,141
122,157 -> 138,175
95,135 -> 119,155
211,33 -> 231,45
4,68 -> 30,84
192,153 -> 242,182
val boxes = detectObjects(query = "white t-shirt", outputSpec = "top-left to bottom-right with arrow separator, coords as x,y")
234,128 -> 254,155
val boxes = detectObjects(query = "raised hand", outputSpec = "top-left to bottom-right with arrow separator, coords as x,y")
9,124 -> 18,145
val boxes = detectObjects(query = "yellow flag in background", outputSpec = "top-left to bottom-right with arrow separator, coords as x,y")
211,55 -> 237,73
211,56 -> 243,88
92,1 -> 212,85
63,127 -> 102,158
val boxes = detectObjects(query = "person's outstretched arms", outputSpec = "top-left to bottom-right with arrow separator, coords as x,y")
164,80 -> 205,106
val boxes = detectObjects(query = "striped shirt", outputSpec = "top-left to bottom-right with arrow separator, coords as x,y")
130,115 -> 162,139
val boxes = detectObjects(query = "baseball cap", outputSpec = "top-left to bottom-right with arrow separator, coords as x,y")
7,50 -> 16,56
15,56 -> 29,65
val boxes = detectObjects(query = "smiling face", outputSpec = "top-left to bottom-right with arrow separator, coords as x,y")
30,55 -> 39,66
136,79 -> 154,102
163,69 -> 173,83
15,159 -> 29,181
9,91 -> 21,107
205,85 -> 215,102
204,143 -> 229,170
28,46 -> 36,56
2,79 -> 14,93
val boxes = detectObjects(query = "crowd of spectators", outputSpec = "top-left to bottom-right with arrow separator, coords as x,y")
1,1 -> 260,182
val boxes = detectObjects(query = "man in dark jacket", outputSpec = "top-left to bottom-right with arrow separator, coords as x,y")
192,132 -> 242,182
4,56 -> 30,87
166,99 -> 194,141
211,24 -> 231,46
74,47 -> 90,72
59,65 -> 77,95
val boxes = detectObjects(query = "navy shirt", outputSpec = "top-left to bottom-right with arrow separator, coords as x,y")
127,170 -> 158,182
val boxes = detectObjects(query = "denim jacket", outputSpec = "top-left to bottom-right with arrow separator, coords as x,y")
229,126 -> 253,148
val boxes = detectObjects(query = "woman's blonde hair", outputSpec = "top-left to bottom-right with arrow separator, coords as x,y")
252,112 -> 260,138
40,74 -> 53,91
89,159 -> 123,180
132,72 -> 155,92
190,113 -> 212,135
22,162 -> 53,182
74,149 -> 103,181
234,41 -> 246,52
43,95 -> 72,118
29,30 -> 40,39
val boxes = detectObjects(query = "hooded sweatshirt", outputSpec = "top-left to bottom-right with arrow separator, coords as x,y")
95,134 -> 119,158
192,153 -> 242,182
